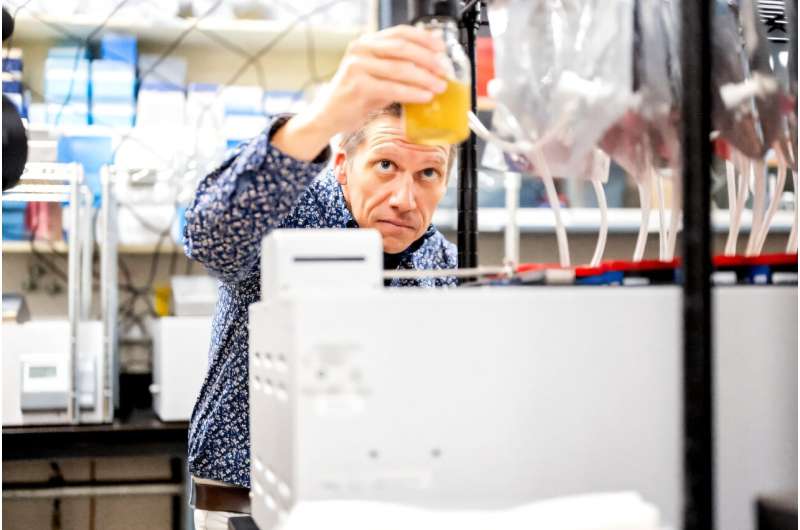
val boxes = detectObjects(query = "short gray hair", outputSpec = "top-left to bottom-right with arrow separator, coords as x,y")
339,102 -> 457,174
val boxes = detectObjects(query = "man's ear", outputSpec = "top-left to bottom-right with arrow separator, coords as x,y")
334,151 -> 348,185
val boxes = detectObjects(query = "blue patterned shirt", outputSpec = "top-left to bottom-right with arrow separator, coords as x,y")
183,116 -> 458,488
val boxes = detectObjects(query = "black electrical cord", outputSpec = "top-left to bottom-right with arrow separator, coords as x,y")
98,196 -> 180,324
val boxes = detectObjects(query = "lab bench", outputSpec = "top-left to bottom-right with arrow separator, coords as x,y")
2,409 -> 190,530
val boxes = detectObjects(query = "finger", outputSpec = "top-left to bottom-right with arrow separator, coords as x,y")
376,24 -> 445,53
359,56 -> 447,95
365,38 -> 447,77
368,78 -> 434,105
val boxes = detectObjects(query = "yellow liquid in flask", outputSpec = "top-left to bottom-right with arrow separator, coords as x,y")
404,79 -> 470,145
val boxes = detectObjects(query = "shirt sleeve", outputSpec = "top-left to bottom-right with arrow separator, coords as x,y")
183,115 -> 331,283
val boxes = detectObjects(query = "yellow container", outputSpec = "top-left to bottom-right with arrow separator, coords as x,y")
154,284 -> 172,317
403,78 -> 470,146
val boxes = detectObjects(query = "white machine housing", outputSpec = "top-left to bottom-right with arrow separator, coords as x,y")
249,230 -> 797,530
261,228 -> 382,300
3,321 -> 107,425
150,316 -> 213,422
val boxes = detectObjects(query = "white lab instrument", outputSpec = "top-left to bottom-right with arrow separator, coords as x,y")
3,321 -> 105,425
150,316 -> 213,422
2,164 -> 118,425
260,228 -> 383,299
249,229 -> 796,530
171,275 -> 220,317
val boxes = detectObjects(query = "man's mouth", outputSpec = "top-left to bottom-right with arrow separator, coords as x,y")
377,219 -> 416,231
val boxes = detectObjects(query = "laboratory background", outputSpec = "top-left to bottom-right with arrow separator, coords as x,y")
0,0 -> 797,529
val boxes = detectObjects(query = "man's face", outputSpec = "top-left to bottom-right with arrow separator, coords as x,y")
335,115 -> 450,254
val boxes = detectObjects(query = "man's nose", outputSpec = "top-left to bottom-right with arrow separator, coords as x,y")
388,173 -> 417,211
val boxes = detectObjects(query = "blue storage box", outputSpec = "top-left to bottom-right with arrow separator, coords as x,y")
2,58 -> 22,72
91,59 -> 136,103
2,79 -> 22,93
57,135 -> 114,202
44,57 -> 90,104
2,202 -> 29,241
100,33 -> 137,65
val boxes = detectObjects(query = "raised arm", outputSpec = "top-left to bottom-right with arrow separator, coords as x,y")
182,117 -> 329,283
183,25 -> 447,284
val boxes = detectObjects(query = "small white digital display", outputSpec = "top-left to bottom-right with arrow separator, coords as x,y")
29,366 -> 57,378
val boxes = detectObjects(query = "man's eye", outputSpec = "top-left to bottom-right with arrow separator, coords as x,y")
420,168 -> 440,179
376,160 -> 395,172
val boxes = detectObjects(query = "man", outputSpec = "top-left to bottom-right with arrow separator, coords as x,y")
184,25 -> 458,530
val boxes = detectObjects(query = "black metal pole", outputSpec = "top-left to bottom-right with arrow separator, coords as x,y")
680,1 -> 714,529
457,0 -> 480,270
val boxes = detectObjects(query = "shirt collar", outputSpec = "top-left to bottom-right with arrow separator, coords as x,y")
344,217 -> 436,270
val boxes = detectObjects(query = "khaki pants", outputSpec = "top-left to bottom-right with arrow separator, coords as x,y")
193,509 -> 240,530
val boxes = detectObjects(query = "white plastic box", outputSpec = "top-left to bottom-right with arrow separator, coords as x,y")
150,316 -> 212,422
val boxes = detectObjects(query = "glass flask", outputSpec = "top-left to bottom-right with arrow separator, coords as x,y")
403,11 -> 471,146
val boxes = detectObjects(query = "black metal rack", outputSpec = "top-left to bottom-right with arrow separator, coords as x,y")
456,0 -> 482,270
680,2 -> 714,530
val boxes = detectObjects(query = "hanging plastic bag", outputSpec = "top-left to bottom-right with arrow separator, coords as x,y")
598,0 -> 682,261
487,0 -> 635,178
712,0 -> 792,255
475,0 -> 634,267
